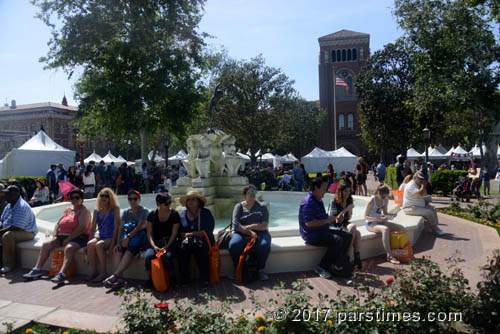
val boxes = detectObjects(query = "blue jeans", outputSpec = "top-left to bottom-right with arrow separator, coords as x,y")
144,245 -> 177,272
229,230 -> 271,271
294,181 -> 303,192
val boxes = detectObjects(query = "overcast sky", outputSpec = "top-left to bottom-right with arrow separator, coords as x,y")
0,0 -> 401,107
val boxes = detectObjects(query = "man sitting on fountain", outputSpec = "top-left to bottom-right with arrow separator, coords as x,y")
0,185 -> 37,274
298,177 -> 352,279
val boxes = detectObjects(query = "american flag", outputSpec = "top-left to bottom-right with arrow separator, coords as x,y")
335,74 -> 350,95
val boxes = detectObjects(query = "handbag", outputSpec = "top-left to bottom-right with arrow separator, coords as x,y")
236,234 -> 258,283
202,230 -> 220,285
216,222 -> 233,249
49,250 -> 75,278
121,221 -> 146,248
390,231 -> 413,263
151,249 -> 169,292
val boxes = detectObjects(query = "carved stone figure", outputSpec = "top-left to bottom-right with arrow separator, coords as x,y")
183,136 -> 200,178
196,135 -> 211,178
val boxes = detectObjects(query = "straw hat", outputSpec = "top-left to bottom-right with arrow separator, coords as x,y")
179,190 -> 207,208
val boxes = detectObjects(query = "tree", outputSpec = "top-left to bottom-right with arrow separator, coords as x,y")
356,39 -> 418,161
32,0 -> 207,165
211,55 -> 298,165
394,0 -> 500,174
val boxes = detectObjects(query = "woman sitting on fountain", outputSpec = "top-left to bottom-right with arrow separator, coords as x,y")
178,191 -> 215,288
104,190 -> 149,288
144,192 -> 180,289
364,185 -> 404,264
229,185 -> 271,281
23,188 -> 92,283
328,184 -> 362,270
86,188 -> 120,282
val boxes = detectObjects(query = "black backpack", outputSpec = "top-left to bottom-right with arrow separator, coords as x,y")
241,248 -> 259,283
332,253 -> 353,278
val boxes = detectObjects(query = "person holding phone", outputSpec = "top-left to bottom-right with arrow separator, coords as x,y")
328,184 -> 362,269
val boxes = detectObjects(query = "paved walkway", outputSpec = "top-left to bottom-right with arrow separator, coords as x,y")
1,211 -> 498,333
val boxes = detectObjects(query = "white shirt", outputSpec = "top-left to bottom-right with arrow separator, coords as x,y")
403,180 -> 425,208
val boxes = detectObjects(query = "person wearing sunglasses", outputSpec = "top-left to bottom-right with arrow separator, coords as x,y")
228,185 -> 271,281
86,188 -> 121,282
104,190 -> 148,288
23,188 -> 91,283
144,193 -> 180,289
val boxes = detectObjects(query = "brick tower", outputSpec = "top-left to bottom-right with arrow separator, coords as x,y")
318,29 -> 370,155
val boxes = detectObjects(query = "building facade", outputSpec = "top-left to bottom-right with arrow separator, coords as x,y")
0,99 -> 110,160
318,29 -> 370,156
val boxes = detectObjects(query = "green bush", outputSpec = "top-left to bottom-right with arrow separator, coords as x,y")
0,176 -> 44,199
386,167 -> 397,189
430,170 -> 468,196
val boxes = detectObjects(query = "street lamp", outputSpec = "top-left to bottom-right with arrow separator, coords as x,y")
124,139 -> 131,161
76,133 -> 86,166
478,128 -> 484,159
423,127 -> 430,164
164,134 -> 171,173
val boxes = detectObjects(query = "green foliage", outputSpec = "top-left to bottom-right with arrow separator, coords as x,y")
32,0 -> 208,162
469,249 -> 500,333
356,39 -> 418,156
13,323 -> 98,333
430,170 -> 468,195
385,167 -> 397,190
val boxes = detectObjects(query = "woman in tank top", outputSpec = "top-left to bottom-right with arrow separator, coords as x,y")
364,185 -> 404,264
86,188 -> 121,282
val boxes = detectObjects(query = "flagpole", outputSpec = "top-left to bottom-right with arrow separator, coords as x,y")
333,69 -> 337,150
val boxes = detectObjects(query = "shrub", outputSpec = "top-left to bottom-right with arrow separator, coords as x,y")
0,176 -> 43,199
430,170 -> 468,196
385,167 -> 397,189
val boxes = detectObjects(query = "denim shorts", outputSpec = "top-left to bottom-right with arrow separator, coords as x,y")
365,221 -> 384,231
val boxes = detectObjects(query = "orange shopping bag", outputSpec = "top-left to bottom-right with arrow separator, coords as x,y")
235,234 -> 257,283
151,249 -> 169,292
202,231 -> 221,285
392,242 -> 413,263
392,190 -> 403,207
49,250 -> 75,277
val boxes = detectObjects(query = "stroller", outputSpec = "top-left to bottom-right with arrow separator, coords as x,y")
452,176 -> 471,202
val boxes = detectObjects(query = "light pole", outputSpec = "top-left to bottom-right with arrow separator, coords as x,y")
124,139 -> 131,161
423,127 -> 430,164
164,134 -> 171,174
478,128 -> 484,160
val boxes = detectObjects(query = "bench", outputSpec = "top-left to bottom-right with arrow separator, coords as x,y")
16,212 -> 424,280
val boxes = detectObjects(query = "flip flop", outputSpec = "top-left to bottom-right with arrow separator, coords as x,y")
387,256 -> 400,265
104,275 -> 117,288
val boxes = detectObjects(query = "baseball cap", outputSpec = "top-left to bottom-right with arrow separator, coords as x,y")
2,185 -> 20,194
415,172 -> 425,180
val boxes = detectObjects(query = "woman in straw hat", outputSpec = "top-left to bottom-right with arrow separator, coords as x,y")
178,190 -> 215,288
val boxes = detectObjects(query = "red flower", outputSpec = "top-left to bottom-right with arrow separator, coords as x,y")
154,302 -> 169,309
385,278 -> 394,285
169,324 -> 176,330
253,327 -> 257,332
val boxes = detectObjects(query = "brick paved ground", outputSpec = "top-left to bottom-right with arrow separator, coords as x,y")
0,172 -> 498,332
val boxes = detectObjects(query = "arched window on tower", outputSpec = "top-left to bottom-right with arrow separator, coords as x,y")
339,114 -> 345,131
347,49 -> 352,61
337,50 -> 341,63
352,48 -> 357,60
332,50 -> 336,62
342,49 -> 346,61
347,114 -> 354,130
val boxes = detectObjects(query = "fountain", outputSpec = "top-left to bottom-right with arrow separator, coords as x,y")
171,130 -> 257,219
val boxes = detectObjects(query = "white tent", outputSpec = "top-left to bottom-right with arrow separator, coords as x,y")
280,153 -> 299,163
237,152 -> 251,166
427,147 -> 446,160
498,145 -> 500,158
406,148 -> 423,160
302,146 -> 357,173
115,155 -> 127,164
436,144 -> 448,154
0,130 -> 75,178
168,149 -> 188,165
84,151 -> 103,164
445,146 -> 455,157
102,151 -> 119,164
148,150 -> 165,162
469,144 -> 487,158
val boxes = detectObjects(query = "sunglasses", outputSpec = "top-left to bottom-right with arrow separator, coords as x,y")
70,196 -> 81,200
128,197 -> 139,201
247,189 -> 257,194
100,194 -> 110,198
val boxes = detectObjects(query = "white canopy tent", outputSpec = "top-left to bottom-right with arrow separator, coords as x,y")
280,153 -> 299,164
469,144 -> 487,158
102,151 -> 119,164
448,145 -> 471,160
444,146 -> 455,157
84,151 -> 103,164
236,152 -> 251,166
115,155 -> 127,164
406,148 -> 423,161
498,145 -> 500,158
436,144 -> 448,154
168,150 -> 188,165
427,147 -> 446,160
0,130 -> 75,178
301,146 -> 357,173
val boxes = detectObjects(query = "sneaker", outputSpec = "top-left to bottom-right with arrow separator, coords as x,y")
23,268 -> 43,279
0,266 -> 12,274
258,272 -> 269,281
51,272 -> 66,284
314,265 -> 332,279
435,228 -> 447,236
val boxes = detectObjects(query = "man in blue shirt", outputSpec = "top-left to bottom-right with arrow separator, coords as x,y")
298,177 -> 352,279
377,162 -> 386,184
292,162 -> 304,192
46,164 -> 57,201
95,160 -> 107,191
0,185 -> 37,273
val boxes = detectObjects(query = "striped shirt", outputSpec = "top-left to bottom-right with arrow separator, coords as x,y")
0,197 -> 37,233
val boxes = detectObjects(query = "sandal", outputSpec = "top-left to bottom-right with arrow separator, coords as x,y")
387,256 -> 400,265
112,277 -> 125,289
104,275 -> 117,288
